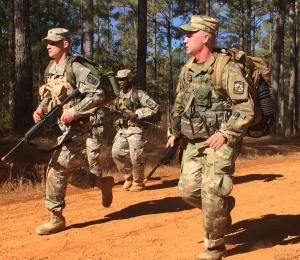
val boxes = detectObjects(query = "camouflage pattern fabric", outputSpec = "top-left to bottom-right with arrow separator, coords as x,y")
86,108 -> 105,176
112,126 -> 145,185
39,58 -> 106,212
45,125 -> 97,212
171,54 -> 255,248
112,88 -> 159,185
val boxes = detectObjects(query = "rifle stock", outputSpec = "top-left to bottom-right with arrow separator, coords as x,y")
1,89 -> 81,161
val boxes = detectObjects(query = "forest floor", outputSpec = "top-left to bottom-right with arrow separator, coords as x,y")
0,135 -> 300,260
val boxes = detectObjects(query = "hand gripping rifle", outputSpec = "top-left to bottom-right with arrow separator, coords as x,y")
143,141 -> 178,184
1,89 -> 81,161
104,106 -> 159,128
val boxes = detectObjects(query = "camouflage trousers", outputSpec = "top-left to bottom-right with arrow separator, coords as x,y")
45,124 -> 98,212
85,126 -> 104,176
112,126 -> 145,185
179,139 -> 242,248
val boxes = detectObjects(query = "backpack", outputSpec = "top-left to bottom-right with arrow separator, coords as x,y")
44,54 -> 118,102
211,48 -> 275,138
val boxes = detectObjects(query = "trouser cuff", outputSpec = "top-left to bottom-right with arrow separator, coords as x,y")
204,237 -> 225,248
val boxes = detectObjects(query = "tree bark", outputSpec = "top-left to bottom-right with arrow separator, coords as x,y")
205,0 -> 210,16
271,0 -> 285,134
137,0 -> 147,90
14,0 -> 33,132
286,0 -> 298,135
82,0 -> 94,59
151,0 -> 157,84
8,0 -> 15,128
166,1 -> 174,108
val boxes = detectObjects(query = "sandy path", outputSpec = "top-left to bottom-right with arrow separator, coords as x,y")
0,152 -> 300,260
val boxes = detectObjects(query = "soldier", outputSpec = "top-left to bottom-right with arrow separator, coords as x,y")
166,16 -> 255,259
111,69 -> 159,192
33,28 -> 114,235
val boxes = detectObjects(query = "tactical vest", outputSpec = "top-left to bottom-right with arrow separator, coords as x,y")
180,58 -> 231,140
115,89 -> 141,127
39,61 -> 79,113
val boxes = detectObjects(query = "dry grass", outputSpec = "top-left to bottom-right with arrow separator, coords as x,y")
2,124 -> 300,194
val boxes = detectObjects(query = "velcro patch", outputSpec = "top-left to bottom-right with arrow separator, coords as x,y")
146,98 -> 156,108
233,81 -> 245,94
86,74 -> 99,86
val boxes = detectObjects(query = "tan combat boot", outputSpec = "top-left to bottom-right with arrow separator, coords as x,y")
95,176 -> 114,207
197,245 -> 226,260
129,183 -> 145,192
35,211 -> 66,235
122,178 -> 133,190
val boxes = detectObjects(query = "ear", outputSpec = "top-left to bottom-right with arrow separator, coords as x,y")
63,40 -> 70,49
202,34 -> 210,44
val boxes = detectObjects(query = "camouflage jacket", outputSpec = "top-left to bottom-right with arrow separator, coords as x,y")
37,56 -> 105,122
171,53 -> 255,143
114,88 -> 159,127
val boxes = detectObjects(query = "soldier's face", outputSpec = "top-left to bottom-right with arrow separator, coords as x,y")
117,78 -> 130,89
183,31 -> 210,56
46,40 -> 69,59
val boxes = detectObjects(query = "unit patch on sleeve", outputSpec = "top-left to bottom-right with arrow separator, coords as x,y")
233,81 -> 245,95
146,98 -> 156,108
86,74 -> 99,86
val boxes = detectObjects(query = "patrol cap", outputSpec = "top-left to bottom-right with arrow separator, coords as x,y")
42,28 -> 71,44
116,69 -> 132,80
179,15 -> 219,35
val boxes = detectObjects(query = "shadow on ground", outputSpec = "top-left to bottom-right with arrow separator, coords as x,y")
226,214 -> 300,257
233,173 -> 283,185
67,196 -> 193,230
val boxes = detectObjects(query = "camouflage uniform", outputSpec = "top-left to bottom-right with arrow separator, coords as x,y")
37,28 -> 112,214
171,16 -> 255,255
112,70 -> 159,191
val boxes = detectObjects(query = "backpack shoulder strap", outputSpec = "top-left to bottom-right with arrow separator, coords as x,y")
211,53 -> 231,89
65,55 -> 77,88
43,60 -> 54,83
131,88 -> 141,111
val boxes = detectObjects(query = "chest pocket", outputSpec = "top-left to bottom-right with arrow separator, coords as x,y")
44,74 -> 75,111
194,86 -> 212,107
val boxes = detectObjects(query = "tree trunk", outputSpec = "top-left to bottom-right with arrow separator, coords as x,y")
137,0 -> 147,90
239,0 -> 246,50
271,0 -> 285,134
286,0 -> 298,135
205,0 -> 210,16
245,0 -> 252,54
82,0 -> 94,59
166,1 -> 174,109
14,0 -> 33,132
151,0 -> 157,84
8,0 -> 15,129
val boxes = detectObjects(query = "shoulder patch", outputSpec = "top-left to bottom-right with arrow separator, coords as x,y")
233,81 -> 245,94
86,74 -> 99,86
146,98 -> 156,108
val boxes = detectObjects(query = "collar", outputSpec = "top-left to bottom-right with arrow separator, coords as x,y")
48,58 -> 68,76
187,54 -> 216,76
119,88 -> 133,99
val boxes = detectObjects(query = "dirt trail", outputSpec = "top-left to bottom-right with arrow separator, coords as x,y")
1,146 -> 300,259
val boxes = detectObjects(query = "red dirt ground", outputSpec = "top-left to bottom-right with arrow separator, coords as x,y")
0,137 -> 300,260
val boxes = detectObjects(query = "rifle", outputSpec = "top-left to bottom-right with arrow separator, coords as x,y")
1,89 -> 81,161
104,105 -> 160,128
143,142 -> 178,184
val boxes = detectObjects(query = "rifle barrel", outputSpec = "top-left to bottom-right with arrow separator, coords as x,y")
1,138 -> 26,161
